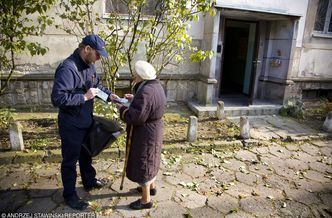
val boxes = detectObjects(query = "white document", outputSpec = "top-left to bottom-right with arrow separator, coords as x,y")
96,88 -> 109,102
118,98 -> 128,104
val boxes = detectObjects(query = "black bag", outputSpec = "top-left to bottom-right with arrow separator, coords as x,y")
83,115 -> 124,157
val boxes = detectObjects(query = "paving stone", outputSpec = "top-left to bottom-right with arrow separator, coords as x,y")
235,172 -> 262,186
273,167 -> 297,180
97,212 -> 123,218
53,204 -> 90,213
222,158 -> 247,172
51,189 -> 64,204
93,159 -> 117,171
319,146 -> 332,157
284,188 -> 321,205
234,150 -> 257,162
29,177 -> 59,198
310,204 -> 332,218
189,206 -> 222,218
196,177 -> 220,195
249,146 -> 270,155
164,171 -> 193,187
225,182 -> 254,199
248,163 -> 274,176
309,161 -> 332,174
240,196 -> 275,217
285,158 -> 309,171
253,184 -> 284,200
211,169 -> 236,184
300,143 -> 321,156
293,178 -> 324,193
200,153 -> 222,166
285,144 -> 300,151
292,151 -> 320,164
263,174 -> 295,190
250,128 -> 275,140
16,197 -> 57,212
260,154 -> 286,168
149,201 -> 187,218
311,140 -> 332,147
225,210 -> 255,218
174,188 -> 207,209
1,133 -> 331,217
276,200 -> 313,217
207,194 -> 239,214
321,182 -> 332,193
0,190 -> 28,212
290,135 -> 311,141
151,180 -> 175,202
319,192 -> 332,206
183,163 -> 208,178
304,170 -> 331,183
85,186 -> 118,203
269,145 -> 292,159
273,129 -> 290,139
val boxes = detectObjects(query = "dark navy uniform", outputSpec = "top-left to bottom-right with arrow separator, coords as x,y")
51,49 -> 111,199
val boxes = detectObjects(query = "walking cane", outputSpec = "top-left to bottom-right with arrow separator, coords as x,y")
120,125 -> 133,190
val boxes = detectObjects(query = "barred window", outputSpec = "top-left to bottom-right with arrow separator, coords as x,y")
314,0 -> 332,34
105,0 -> 160,16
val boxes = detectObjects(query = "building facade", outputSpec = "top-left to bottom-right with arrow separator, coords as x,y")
1,0 -> 331,110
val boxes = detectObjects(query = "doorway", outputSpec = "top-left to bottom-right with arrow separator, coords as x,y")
220,20 -> 257,105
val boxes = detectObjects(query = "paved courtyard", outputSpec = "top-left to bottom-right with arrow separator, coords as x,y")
0,115 -> 331,217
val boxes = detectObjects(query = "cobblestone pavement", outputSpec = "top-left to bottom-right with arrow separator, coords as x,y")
0,116 -> 332,217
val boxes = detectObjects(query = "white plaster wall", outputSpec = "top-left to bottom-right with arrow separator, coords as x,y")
298,49 -> 332,78
215,0 -> 308,47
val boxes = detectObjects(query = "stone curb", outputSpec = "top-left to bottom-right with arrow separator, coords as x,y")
0,140 -> 244,164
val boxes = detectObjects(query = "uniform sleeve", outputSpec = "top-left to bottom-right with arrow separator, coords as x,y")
51,65 -> 85,107
119,88 -> 152,126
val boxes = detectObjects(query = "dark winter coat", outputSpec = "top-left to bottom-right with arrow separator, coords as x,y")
119,79 -> 166,184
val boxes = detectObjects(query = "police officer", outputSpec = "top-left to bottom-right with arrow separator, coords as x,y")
51,35 -> 117,210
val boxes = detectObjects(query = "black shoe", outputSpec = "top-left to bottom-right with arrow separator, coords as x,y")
129,199 -> 153,210
64,195 -> 88,210
85,179 -> 106,191
136,186 -> 157,195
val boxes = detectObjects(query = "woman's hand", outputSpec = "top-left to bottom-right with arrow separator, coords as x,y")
124,94 -> 134,102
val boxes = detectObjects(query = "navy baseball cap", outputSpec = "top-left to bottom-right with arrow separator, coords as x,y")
82,35 -> 108,57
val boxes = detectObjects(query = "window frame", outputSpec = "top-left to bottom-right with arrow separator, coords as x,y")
102,0 -> 160,19
313,0 -> 332,37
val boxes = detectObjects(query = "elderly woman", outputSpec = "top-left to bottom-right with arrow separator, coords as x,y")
116,60 -> 167,210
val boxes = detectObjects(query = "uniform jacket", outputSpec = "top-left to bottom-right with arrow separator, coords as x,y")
51,49 -> 111,128
119,80 -> 166,184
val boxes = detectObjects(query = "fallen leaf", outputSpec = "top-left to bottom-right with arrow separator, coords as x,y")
101,208 -> 113,216
251,190 -> 259,196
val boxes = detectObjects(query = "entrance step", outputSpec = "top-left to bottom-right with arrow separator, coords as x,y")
188,101 -> 282,118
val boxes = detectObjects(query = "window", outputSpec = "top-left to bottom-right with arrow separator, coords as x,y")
105,0 -> 160,16
314,0 -> 332,34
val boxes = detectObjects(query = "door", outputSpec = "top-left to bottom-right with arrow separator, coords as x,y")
220,19 -> 258,105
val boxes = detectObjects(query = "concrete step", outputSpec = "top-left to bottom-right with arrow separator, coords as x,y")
188,101 -> 282,118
